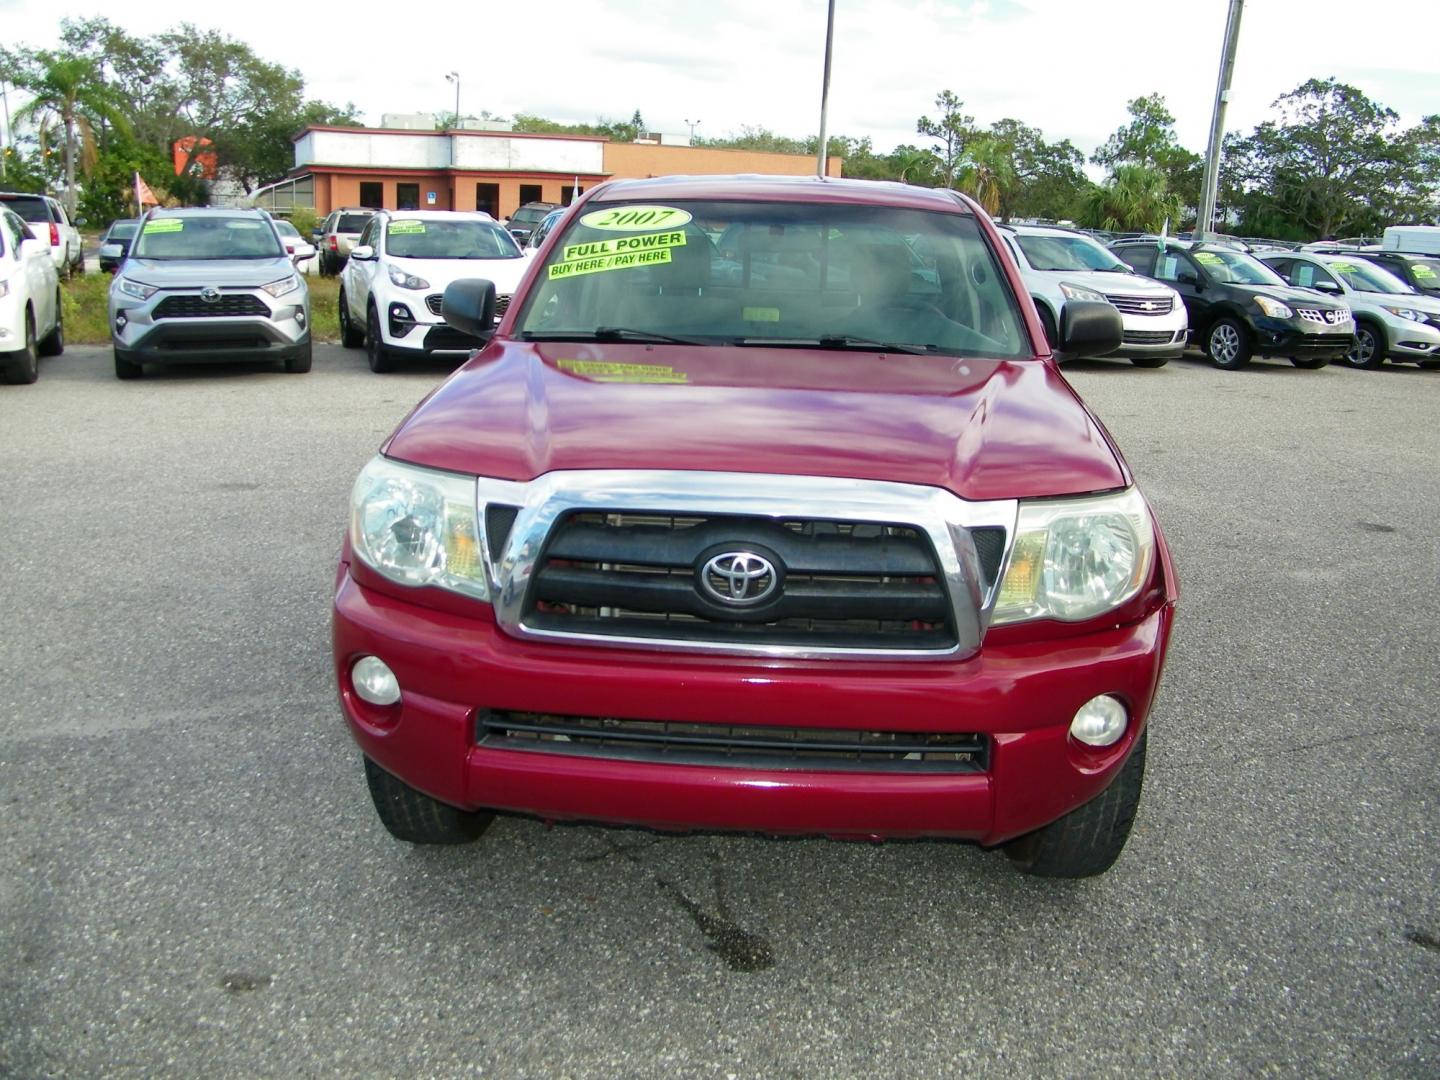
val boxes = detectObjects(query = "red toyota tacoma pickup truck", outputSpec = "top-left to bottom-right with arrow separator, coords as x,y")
333,175 -> 1178,878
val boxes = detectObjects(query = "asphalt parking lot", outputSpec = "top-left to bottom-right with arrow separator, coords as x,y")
1,344 -> 1436,1078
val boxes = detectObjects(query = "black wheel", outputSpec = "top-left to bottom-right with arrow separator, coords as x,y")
363,757 -> 494,844
1419,359 -> 1440,371
1205,318 -> 1251,370
1289,355 -> 1328,369
38,292 -> 64,356
113,346 -> 143,380
2,311 -> 39,384
1129,354 -> 1169,368
1345,322 -> 1385,369
284,341 -> 312,373
1003,731 -> 1147,878
1037,306 -> 1059,350
366,306 -> 396,373
338,288 -> 364,348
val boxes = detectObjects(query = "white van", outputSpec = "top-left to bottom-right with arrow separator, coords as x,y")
1382,226 -> 1440,256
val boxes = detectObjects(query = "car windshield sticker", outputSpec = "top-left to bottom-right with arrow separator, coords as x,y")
578,205 -> 693,232
1331,261 -> 1357,272
561,229 -> 687,263
743,307 -> 781,322
1193,251 -> 1223,266
556,359 -> 689,383
389,221 -> 425,234
144,219 -> 183,234
1413,264 -> 1437,279
225,221 -> 263,230
548,248 -> 673,280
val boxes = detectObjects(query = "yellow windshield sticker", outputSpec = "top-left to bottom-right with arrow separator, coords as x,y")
144,219 -> 183,234
1330,261 -> 1357,272
579,205 -> 693,232
743,307 -> 780,322
562,229 -> 686,262
1193,251 -> 1222,265
548,248 -> 672,280
556,359 -> 689,383
1413,264 -> 1437,279
388,221 -> 425,234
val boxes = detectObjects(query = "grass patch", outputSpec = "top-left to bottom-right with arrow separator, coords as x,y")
61,270 -> 343,345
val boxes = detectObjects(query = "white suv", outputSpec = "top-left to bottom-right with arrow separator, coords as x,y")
999,224 -> 1187,367
0,206 -> 63,384
338,211 -> 528,373
0,192 -> 84,278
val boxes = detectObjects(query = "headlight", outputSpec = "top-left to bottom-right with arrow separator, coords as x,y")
388,264 -> 430,290
991,487 -> 1155,625
116,277 -> 158,301
261,274 -> 301,298
1254,296 -> 1293,319
1382,306 -> 1425,322
350,456 -> 487,600
1059,283 -> 1108,303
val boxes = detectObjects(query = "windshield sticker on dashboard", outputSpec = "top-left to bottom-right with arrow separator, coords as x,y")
388,221 -> 425,234
561,229 -> 687,263
743,307 -> 780,322
1329,261 -> 1357,272
548,248 -> 672,280
143,219 -> 183,234
578,205 -> 693,232
556,359 -> 689,384
1413,264 -> 1437,279
1192,251 -> 1223,266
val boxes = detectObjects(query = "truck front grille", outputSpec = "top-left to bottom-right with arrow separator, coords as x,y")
477,710 -> 989,773
522,511 -> 994,651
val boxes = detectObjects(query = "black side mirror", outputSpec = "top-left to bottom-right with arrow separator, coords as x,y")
1058,300 -> 1123,359
1312,279 -> 1342,294
442,279 -> 498,338
1176,270 -> 1200,286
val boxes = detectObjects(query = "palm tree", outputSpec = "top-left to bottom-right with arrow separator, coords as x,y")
1078,164 -> 1182,233
957,136 -> 1016,218
12,52 -> 128,217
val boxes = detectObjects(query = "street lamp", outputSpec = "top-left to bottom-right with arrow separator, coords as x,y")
684,118 -> 700,142
445,72 -> 460,128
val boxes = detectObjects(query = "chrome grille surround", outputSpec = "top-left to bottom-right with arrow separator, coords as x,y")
1104,293 -> 1174,316
468,470 -> 1018,661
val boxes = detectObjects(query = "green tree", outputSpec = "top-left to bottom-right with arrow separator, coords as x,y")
1093,93 -> 1202,219
1077,165 -> 1182,233
916,90 -> 974,189
977,119 -> 1086,222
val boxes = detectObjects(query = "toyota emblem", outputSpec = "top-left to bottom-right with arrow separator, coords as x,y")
698,551 -> 780,606
200,287 -> 221,304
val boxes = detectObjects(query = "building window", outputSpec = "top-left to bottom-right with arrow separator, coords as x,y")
397,183 -> 420,210
476,183 -> 499,219
359,182 -> 384,209
561,185 -> 583,207
519,184 -> 542,205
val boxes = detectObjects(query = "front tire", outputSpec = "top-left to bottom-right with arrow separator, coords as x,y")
38,292 -> 64,356
338,288 -> 364,348
2,312 -> 39,384
1003,731 -> 1147,878
284,341 -> 313,373
363,757 -> 495,844
113,346 -> 143,380
366,306 -> 397,373
1345,322 -> 1385,369
1205,318 -> 1251,370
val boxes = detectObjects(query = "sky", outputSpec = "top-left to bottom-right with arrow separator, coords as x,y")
2,0 -> 1437,165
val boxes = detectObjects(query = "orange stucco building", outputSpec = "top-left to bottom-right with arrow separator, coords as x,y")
252,126 -> 842,219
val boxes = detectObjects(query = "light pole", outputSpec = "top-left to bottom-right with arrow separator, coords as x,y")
684,118 -> 700,142
445,72 -> 460,128
815,0 -> 836,178
1196,0 -> 1245,240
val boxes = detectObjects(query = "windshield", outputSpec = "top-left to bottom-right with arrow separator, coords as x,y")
1325,258 -> 1414,295
386,219 -> 521,259
510,208 -> 550,227
1191,249 -> 1285,286
515,199 -> 1030,359
3,197 -> 48,223
130,216 -> 285,260
1403,259 -> 1440,287
109,222 -> 139,239
1016,233 -> 1127,272
274,221 -> 300,238
337,214 -> 372,234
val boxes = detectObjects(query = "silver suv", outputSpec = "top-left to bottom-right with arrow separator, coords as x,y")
999,224 -> 1187,367
107,208 -> 311,379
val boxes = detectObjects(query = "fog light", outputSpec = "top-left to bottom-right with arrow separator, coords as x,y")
352,656 -> 400,706
1070,694 -> 1127,747
115,312 -> 128,330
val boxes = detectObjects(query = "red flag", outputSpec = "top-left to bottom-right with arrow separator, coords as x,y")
134,172 -> 160,210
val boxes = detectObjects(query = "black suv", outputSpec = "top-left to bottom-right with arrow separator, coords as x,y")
505,201 -> 562,246
1111,239 -> 1354,369
1351,251 -> 1440,299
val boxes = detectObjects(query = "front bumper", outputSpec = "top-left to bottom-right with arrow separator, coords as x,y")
1251,316 -> 1355,358
333,566 -> 1176,845
111,295 -> 309,363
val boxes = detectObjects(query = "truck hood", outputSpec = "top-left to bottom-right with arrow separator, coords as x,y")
119,257 -> 294,288
383,341 -> 1128,502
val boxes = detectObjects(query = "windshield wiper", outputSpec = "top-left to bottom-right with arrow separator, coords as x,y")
520,327 -> 713,345
737,335 -> 935,355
